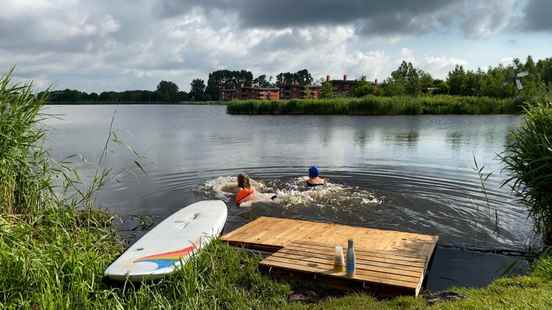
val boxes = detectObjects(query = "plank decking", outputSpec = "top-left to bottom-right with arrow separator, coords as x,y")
221,217 -> 438,296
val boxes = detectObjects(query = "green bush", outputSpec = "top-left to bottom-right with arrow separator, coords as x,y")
226,95 -> 519,115
502,96 -> 552,244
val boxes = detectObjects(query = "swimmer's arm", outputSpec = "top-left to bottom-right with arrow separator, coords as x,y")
239,201 -> 254,208
238,193 -> 278,208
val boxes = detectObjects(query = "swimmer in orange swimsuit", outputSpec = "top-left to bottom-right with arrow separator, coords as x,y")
236,174 -> 256,206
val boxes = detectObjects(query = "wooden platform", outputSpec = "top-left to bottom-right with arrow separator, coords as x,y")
222,217 -> 438,296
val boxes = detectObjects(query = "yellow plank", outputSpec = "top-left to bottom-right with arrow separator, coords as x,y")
261,257 -> 419,289
268,251 -> 422,278
275,248 -> 425,273
288,241 -> 428,263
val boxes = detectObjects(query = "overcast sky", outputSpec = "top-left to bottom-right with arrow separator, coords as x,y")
1,0 -> 551,92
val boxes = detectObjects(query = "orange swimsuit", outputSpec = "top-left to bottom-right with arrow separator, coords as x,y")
236,188 -> 255,205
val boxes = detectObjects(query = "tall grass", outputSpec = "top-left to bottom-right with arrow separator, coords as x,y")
0,69 -> 49,214
502,94 -> 552,244
0,70 -> 289,309
226,95 -> 519,115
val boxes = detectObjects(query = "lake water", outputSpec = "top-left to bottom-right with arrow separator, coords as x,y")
44,104 -> 533,291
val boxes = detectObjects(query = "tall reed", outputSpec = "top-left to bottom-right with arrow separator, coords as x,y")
502,94 -> 552,244
0,69 -> 49,214
226,95 -> 519,115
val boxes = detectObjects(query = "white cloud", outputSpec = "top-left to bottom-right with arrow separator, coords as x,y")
499,57 -> 515,65
400,48 -> 416,63
0,0 -> 546,92
424,56 -> 468,78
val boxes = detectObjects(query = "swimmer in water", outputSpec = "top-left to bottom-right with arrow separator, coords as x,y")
306,166 -> 325,187
236,174 -> 256,206
235,174 -> 278,207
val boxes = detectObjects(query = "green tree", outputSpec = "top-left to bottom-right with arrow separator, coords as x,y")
205,70 -> 253,100
480,65 -> 515,98
276,69 -> 313,87
447,65 -> 466,95
537,58 -> 552,85
156,81 -> 179,102
382,79 -> 406,96
177,91 -> 190,101
385,61 -> 429,96
526,55 -> 537,74
431,79 -> 449,94
464,70 -> 482,96
190,79 -> 206,101
320,81 -> 335,98
351,80 -> 374,97
419,72 -> 434,94
253,74 -> 273,88
295,69 -> 313,86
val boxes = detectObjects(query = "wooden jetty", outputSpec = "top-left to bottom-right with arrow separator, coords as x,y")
222,217 -> 438,296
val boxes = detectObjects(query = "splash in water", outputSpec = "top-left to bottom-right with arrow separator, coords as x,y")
198,176 -> 383,209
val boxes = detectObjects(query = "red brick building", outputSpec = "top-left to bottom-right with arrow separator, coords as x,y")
220,88 -> 239,101
220,87 -> 280,101
280,85 -> 321,100
240,87 -> 280,100
328,75 -> 357,96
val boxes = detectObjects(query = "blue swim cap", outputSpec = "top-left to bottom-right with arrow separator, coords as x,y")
308,166 -> 320,178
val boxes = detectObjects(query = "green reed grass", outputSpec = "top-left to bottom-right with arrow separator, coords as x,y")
0,68 -> 49,214
226,95 -> 519,115
502,94 -> 552,244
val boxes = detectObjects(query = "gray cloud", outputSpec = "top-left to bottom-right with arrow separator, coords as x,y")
155,0 -> 520,37
0,0 -> 548,93
156,1 -> 450,27
522,0 -> 552,31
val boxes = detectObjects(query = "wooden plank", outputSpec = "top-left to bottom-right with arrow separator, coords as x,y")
291,239 -> 428,259
287,241 -> 427,264
222,217 -> 439,297
262,256 -> 419,287
261,257 -> 418,290
268,251 -> 422,279
282,246 -> 426,270
274,248 -> 425,274
223,217 -> 438,259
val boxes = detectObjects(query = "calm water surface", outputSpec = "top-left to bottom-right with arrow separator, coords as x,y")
44,105 -> 532,291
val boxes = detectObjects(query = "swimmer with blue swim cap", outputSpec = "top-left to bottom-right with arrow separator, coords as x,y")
306,165 -> 325,187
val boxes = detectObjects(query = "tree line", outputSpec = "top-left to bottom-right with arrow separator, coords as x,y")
346,56 -> 552,99
45,55 -> 552,103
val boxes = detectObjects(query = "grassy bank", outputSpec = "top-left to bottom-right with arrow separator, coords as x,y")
227,95 -> 520,115
3,69 -> 552,309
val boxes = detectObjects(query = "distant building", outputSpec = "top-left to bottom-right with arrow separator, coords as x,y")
240,87 -> 280,100
219,75 -> 359,100
280,85 -> 321,100
327,75 -> 356,96
220,87 -> 280,101
220,88 -> 239,101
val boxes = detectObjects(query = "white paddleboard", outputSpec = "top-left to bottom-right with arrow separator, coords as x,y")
105,200 -> 228,281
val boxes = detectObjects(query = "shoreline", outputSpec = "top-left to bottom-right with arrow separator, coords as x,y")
226,95 -> 521,116
45,101 -> 228,105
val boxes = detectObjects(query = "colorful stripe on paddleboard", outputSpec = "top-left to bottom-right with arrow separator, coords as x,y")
134,244 -> 196,270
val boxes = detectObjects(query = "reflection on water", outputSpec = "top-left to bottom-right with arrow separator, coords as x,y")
43,105 -> 530,290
